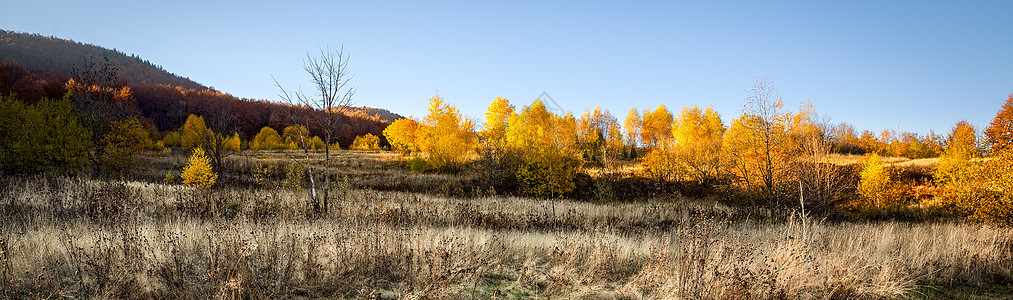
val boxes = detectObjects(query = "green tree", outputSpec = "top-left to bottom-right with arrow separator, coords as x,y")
101,117 -> 157,174
0,95 -> 91,174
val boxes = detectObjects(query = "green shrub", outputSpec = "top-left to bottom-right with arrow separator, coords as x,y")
0,95 -> 92,174
408,157 -> 427,173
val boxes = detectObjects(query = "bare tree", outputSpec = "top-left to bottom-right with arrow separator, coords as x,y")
275,46 -> 355,214
197,101 -> 237,178
741,77 -> 800,204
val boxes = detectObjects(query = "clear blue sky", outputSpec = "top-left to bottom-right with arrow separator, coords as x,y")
3,1 -> 1012,135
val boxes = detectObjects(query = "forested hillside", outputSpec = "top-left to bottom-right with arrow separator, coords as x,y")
0,29 -> 203,89
0,30 -> 399,144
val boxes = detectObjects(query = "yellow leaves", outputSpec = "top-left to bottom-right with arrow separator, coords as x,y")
225,133 -> 241,152
416,95 -> 476,170
640,104 -> 673,148
503,100 -> 582,197
935,121 -> 980,187
858,153 -> 890,209
181,147 -> 217,189
351,133 -> 381,151
282,125 -> 311,149
180,115 -> 208,148
483,97 -> 515,147
383,118 -> 420,155
251,126 -> 285,150
577,106 -> 623,163
624,108 -> 642,148
506,100 -> 577,154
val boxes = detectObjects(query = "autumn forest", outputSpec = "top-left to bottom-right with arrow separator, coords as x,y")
2,28 -> 1013,299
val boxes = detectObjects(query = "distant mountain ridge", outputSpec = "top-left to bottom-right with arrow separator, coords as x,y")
0,29 -> 403,146
0,29 -> 205,89
341,106 -> 404,123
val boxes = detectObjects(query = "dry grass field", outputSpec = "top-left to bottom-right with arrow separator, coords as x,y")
1,151 -> 1011,299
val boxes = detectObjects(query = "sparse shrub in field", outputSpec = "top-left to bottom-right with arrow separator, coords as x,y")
252,163 -> 271,188
858,153 -> 890,209
408,157 -> 427,173
351,133 -> 381,151
440,179 -> 465,197
181,147 -> 217,189
283,163 -> 304,190
164,171 -> 176,185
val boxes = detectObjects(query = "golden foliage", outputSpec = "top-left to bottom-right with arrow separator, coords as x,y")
577,106 -> 623,164
670,105 -> 725,181
971,148 -> 1013,225
251,126 -> 285,150
283,163 -> 305,190
857,153 -> 892,209
181,147 -> 217,189
224,133 -> 241,152
624,108 -> 642,150
483,97 -> 515,148
934,121 -> 979,187
351,133 -> 381,151
282,125 -> 311,149
506,100 -> 582,197
179,114 -> 208,148
640,104 -> 673,148
416,95 -> 476,170
721,105 -> 811,200
383,118 -> 420,155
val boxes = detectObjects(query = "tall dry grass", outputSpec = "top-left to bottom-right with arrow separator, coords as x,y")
1,174 -> 1011,298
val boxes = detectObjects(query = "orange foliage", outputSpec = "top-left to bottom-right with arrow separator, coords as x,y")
985,94 -> 1013,152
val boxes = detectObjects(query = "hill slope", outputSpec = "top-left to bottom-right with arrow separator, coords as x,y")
0,29 -> 402,146
0,30 -> 204,89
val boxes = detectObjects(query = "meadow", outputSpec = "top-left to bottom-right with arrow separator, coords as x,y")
2,150 -> 1011,299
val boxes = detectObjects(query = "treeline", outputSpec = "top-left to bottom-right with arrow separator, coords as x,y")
385,80 -> 1013,224
0,57 -> 392,145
